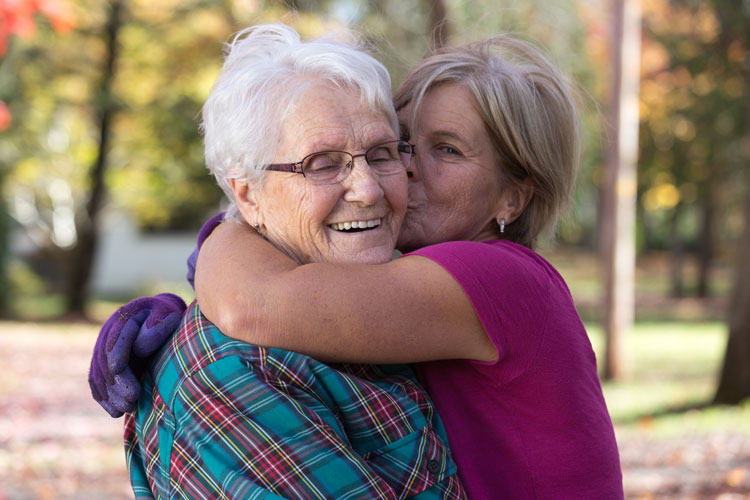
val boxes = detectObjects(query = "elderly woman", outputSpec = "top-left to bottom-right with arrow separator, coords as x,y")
96,24 -> 465,499
92,32 -> 624,499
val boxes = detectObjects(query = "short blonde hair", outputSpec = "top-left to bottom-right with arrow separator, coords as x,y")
395,35 -> 581,249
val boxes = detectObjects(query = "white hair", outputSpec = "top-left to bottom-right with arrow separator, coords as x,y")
201,24 -> 397,221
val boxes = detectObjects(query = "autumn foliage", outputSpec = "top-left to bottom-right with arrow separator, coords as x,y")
0,0 -> 74,129
0,0 -> 74,53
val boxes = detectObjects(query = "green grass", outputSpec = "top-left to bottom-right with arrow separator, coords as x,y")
585,320 -> 750,437
541,249 -> 745,438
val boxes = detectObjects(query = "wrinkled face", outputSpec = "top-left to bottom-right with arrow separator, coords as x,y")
242,83 -> 407,265
396,84 -> 507,253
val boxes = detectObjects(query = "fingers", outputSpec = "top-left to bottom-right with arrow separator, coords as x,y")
89,361 -> 138,418
113,369 -> 141,404
133,311 -> 182,358
98,370 -> 139,418
102,307 -> 127,353
106,369 -> 141,414
88,360 -> 107,402
143,294 -> 186,330
107,309 -> 150,374
104,296 -> 156,353
89,294 -> 188,418
98,399 -> 125,418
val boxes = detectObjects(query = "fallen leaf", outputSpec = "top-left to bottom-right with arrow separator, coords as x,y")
726,466 -> 748,487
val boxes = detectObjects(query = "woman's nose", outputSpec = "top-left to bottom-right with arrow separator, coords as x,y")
343,157 -> 385,205
405,152 -> 421,182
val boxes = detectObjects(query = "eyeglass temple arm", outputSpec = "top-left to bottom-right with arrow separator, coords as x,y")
266,162 -> 303,174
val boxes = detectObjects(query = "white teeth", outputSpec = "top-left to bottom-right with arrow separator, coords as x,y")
330,219 -> 382,232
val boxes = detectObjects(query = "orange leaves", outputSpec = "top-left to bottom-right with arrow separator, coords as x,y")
0,100 -> 10,131
0,0 -> 74,130
726,466 -> 749,488
0,0 -> 75,56
37,0 -> 75,33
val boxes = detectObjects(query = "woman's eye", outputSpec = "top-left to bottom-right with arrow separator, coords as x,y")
305,153 -> 340,172
438,145 -> 461,156
368,149 -> 391,162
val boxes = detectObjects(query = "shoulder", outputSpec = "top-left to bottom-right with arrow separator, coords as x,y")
150,301 -> 310,409
406,239 -> 540,271
158,305 -> 426,413
154,302 -> 259,379
405,240 -> 553,298
405,241 -> 565,368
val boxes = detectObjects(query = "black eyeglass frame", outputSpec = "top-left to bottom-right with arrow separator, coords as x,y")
265,140 -> 416,180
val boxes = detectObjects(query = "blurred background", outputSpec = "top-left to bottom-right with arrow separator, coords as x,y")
0,0 -> 749,498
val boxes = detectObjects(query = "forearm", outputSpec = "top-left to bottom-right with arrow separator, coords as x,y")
194,220 -> 297,336
195,222 -> 496,364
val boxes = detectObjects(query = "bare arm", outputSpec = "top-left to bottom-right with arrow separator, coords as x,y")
195,221 -> 497,364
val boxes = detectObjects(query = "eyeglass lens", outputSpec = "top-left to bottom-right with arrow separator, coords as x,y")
301,141 -> 413,184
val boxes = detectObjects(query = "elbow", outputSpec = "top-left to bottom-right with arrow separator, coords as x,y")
201,292 -> 266,345
211,298 -> 243,335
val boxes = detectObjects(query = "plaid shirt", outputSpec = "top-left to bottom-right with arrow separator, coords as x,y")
124,302 -> 466,499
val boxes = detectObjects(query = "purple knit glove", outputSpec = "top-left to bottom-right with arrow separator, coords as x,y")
186,211 -> 225,288
88,293 -> 186,417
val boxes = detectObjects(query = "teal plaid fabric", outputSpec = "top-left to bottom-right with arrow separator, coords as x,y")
124,301 -> 466,499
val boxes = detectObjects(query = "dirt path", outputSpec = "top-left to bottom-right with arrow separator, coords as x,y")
0,321 -> 748,499
620,433 -> 750,499
0,322 -> 130,499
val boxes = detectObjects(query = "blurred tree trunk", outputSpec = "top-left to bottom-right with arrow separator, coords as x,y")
714,196 -> 750,404
713,172 -> 750,403
714,53 -> 750,404
601,0 -> 640,381
0,37 -> 19,318
696,182 -> 714,297
0,188 -> 8,317
64,0 -> 123,316
669,203 -> 684,298
425,0 -> 449,50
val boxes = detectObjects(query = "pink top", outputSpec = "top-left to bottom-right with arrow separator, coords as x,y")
408,240 -> 623,499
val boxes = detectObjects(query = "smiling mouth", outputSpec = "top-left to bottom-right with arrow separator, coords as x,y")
328,218 -> 382,233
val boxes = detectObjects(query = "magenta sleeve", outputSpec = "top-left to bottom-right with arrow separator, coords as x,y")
406,240 -> 552,382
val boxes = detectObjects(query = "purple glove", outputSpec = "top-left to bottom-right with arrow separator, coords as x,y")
186,212 -> 225,289
88,293 -> 186,417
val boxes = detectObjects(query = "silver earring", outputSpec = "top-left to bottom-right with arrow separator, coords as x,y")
253,223 -> 261,234
499,218 -> 506,234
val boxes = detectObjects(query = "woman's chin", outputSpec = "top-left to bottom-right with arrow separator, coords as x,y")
321,224 -> 398,264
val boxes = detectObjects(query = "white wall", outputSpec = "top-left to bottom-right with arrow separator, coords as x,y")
90,210 -> 199,295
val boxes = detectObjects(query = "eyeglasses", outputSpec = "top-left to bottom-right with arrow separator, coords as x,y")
266,140 -> 415,185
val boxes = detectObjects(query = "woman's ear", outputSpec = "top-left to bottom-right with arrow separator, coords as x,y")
497,178 -> 534,225
230,178 -> 264,227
